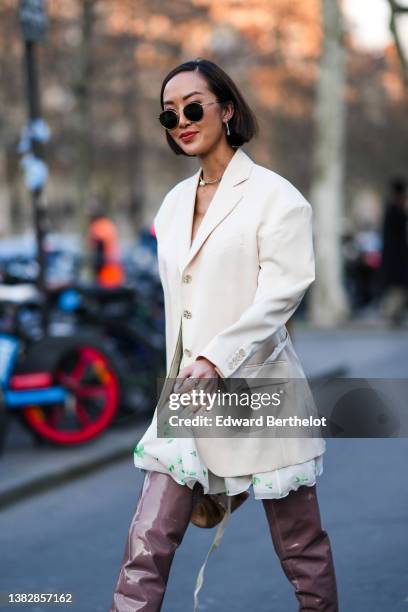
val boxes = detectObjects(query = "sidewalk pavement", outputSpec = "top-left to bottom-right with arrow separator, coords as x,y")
1,320 -> 406,510
0,419 -> 146,509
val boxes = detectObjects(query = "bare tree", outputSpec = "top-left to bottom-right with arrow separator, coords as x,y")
0,0 -> 20,235
73,0 -> 96,263
387,0 -> 408,89
309,0 -> 350,327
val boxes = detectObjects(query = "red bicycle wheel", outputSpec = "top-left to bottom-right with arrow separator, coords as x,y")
22,344 -> 120,445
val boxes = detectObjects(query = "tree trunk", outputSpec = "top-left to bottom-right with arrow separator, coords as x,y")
74,0 -> 96,278
122,36 -> 144,233
0,10 -> 14,237
0,146 -> 12,237
387,0 -> 408,89
309,0 -> 350,327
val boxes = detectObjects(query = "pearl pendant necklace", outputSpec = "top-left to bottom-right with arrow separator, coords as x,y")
199,170 -> 223,187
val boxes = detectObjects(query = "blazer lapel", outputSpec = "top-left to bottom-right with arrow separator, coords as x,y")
176,147 -> 255,275
176,167 -> 201,276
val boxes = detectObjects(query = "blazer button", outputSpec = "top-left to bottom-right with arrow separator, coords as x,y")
183,310 -> 192,319
184,348 -> 192,357
182,274 -> 192,283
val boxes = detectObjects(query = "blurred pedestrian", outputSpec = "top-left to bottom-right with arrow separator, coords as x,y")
379,177 -> 408,327
87,205 -> 124,288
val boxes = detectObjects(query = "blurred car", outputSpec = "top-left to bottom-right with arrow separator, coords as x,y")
0,233 -> 82,287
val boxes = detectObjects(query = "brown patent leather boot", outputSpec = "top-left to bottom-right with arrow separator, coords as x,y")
110,470 -> 200,612
262,484 -> 339,611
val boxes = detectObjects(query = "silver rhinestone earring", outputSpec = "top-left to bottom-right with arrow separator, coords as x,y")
225,121 -> 230,136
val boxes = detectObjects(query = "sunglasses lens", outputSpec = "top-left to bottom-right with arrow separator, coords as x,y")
159,110 -> 178,129
184,102 -> 204,122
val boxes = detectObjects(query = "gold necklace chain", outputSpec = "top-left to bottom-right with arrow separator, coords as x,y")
199,169 -> 223,187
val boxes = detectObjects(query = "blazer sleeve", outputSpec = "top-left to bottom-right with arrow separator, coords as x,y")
196,194 -> 315,378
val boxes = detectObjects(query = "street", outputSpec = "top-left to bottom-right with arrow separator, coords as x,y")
1,437 -> 408,612
1,325 -> 408,611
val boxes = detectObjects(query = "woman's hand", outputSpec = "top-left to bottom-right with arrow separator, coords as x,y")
173,357 -> 219,415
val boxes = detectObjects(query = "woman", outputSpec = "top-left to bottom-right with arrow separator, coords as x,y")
110,58 -> 339,612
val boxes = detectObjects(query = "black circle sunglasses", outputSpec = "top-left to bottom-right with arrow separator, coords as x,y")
158,100 -> 221,130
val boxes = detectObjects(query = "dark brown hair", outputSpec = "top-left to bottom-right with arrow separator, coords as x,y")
159,58 -> 259,156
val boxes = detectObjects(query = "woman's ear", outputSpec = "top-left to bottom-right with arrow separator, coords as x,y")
223,101 -> 234,123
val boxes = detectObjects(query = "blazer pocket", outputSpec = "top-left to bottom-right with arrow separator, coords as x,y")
242,328 -> 289,370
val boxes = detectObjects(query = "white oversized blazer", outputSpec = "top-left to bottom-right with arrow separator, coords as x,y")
152,146 -> 326,477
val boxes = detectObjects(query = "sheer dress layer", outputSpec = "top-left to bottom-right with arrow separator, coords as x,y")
134,434 -> 323,500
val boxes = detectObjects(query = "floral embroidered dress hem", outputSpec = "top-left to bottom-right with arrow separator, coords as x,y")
133,435 -> 324,501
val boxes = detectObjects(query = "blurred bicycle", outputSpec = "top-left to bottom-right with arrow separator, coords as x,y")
0,284 -> 120,452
